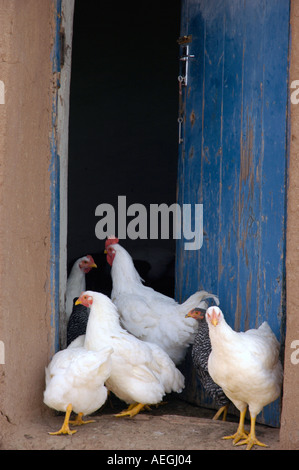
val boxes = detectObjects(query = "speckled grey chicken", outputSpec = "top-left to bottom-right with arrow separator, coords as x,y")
186,307 -> 230,421
67,297 -> 90,347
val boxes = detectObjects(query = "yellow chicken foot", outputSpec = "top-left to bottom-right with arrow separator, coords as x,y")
212,404 -> 229,421
69,412 -> 95,426
49,404 -> 77,436
144,401 -> 168,411
115,403 -> 135,414
222,408 -> 248,444
235,415 -> 268,450
114,403 -> 146,418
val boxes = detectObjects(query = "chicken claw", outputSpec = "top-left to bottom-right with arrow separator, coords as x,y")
115,403 -> 146,418
49,405 -> 95,436
49,404 -> 77,436
235,416 -> 268,450
222,409 -> 248,444
223,429 -> 249,445
236,436 -> 268,450
69,412 -> 95,426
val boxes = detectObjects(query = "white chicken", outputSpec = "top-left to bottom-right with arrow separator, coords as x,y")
75,290 -> 185,418
206,306 -> 283,450
43,343 -> 113,435
104,236 -> 219,364
65,255 -> 97,321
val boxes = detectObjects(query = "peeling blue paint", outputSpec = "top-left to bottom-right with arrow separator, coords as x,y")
176,0 -> 290,427
49,0 -> 62,353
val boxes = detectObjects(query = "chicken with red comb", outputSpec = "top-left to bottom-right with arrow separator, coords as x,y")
104,237 -> 219,365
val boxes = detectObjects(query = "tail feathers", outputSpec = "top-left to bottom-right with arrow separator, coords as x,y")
162,366 -> 185,394
180,290 -> 219,314
172,369 -> 185,393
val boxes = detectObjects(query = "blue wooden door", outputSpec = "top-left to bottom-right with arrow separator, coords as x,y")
176,0 -> 290,427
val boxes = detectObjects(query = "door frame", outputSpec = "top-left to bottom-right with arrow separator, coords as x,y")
51,0 -> 75,352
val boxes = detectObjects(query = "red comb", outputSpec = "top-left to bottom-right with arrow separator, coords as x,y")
105,236 -> 119,249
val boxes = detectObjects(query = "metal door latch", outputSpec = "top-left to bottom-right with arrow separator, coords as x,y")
177,117 -> 183,144
177,35 -> 194,144
177,35 -> 194,87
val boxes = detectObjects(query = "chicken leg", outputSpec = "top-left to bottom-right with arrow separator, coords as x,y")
236,414 -> 268,450
222,408 -> 248,444
69,412 -> 95,427
114,403 -> 146,418
49,403 -> 77,436
212,404 -> 229,421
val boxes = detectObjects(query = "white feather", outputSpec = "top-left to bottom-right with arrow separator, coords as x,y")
206,306 -> 283,418
65,258 -> 87,320
43,343 -> 113,416
109,243 -> 219,364
83,291 -> 185,406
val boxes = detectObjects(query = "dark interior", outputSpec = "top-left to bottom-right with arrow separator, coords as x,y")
68,1 -> 181,297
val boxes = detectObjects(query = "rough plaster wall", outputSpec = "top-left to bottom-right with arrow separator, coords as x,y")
280,0 -> 299,450
0,0 -> 55,426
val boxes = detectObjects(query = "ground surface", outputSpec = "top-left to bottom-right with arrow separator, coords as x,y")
0,395 -> 281,451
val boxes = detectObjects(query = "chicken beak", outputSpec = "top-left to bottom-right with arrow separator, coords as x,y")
210,309 -> 219,326
104,249 -> 107,254
75,298 -> 82,306
90,263 -> 97,268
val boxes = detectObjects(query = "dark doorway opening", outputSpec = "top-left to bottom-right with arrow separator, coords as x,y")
68,1 -> 181,297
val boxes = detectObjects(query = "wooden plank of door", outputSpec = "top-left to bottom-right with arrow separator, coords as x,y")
176,0 -> 289,427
